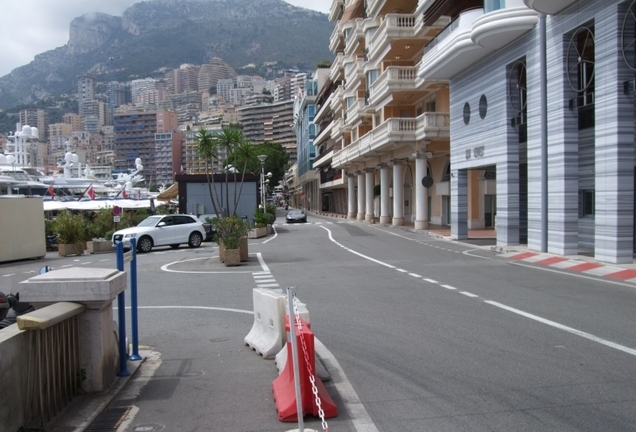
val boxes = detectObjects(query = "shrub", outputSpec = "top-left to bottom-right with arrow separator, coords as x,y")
253,208 -> 268,227
214,215 -> 249,249
53,211 -> 85,244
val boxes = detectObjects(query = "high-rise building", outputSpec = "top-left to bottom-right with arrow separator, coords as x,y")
19,109 -> 49,142
216,79 -> 234,104
166,64 -> 201,94
77,74 -> 96,117
237,100 -> 296,160
62,113 -> 83,132
113,110 -> 177,184
197,57 -> 238,93
155,131 -> 185,185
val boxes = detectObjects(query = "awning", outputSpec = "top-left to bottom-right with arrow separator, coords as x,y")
341,0 -> 364,23
43,199 -> 166,212
157,183 -> 179,201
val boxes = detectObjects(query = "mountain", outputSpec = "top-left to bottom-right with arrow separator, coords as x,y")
0,0 -> 334,109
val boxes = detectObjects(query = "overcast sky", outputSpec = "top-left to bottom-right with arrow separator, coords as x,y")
0,0 -> 332,77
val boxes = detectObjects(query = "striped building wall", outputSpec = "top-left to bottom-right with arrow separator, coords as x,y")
449,0 -> 635,263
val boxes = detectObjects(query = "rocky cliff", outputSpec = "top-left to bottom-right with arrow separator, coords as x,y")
0,0 -> 333,109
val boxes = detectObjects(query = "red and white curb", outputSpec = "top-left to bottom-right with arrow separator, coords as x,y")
503,251 -> 636,283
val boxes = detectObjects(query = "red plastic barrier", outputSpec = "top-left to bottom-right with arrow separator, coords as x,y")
272,316 -> 337,422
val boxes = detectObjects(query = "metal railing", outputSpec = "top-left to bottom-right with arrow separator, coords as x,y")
18,302 -> 85,427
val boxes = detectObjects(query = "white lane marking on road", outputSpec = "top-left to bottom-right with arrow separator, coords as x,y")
441,284 -> 457,290
408,273 -> 421,278
320,226 -> 396,269
314,338 -> 379,432
81,262 -> 92,265
423,278 -> 438,284
62,264 -> 72,268
263,225 -> 278,244
485,300 -> 636,357
256,283 -> 280,288
253,271 -> 270,276
256,252 -> 270,272
99,259 -> 110,262
460,291 -> 479,298
160,256 -> 256,274
133,305 -> 253,315
396,269 -> 408,273
462,249 -> 493,259
3,274 -> 15,277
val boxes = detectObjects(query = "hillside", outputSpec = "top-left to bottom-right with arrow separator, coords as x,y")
0,0 -> 334,109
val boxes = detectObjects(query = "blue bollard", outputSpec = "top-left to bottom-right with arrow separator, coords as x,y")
116,242 -> 130,377
129,238 -> 141,361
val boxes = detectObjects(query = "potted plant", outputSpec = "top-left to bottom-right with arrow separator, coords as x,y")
214,216 -> 249,266
249,208 -> 268,239
54,211 -> 85,256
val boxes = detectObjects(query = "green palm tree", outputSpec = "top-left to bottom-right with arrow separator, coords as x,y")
196,127 -> 223,216
231,139 -> 255,214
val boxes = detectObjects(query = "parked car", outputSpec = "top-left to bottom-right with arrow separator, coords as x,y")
285,210 -> 307,223
198,214 -> 219,241
112,214 -> 206,253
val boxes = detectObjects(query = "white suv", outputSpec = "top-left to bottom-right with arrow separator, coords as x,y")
112,214 -> 206,253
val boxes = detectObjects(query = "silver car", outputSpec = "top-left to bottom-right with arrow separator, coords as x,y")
112,214 -> 206,253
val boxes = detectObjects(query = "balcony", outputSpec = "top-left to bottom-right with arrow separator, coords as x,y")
344,19 -> 365,57
329,0 -> 345,22
330,22 -> 344,53
345,98 -> 368,126
330,52 -> 344,82
523,0 -> 576,14
313,149 -> 334,168
415,112 -> 450,140
314,120 -> 334,146
471,0 -> 538,50
344,57 -> 365,90
368,66 -> 418,107
329,86 -> 344,114
418,8 -> 485,80
332,117 -> 419,168
331,117 -> 346,139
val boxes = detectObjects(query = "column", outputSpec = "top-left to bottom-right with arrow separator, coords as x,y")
380,165 -> 391,224
347,174 -> 356,219
414,154 -> 429,230
392,161 -> 405,226
451,169 -> 468,239
365,170 -> 374,222
497,161 -> 520,246
357,172 -> 366,221
594,4 -> 634,263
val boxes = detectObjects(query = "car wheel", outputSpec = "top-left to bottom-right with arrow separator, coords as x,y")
188,232 -> 203,248
170,244 -> 180,249
137,236 -> 153,253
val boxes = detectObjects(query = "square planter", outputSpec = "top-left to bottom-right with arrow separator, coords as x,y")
58,243 -> 84,257
87,241 -> 114,254
266,224 -> 272,235
248,226 -> 267,239
239,236 -> 248,262
224,248 -> 241,266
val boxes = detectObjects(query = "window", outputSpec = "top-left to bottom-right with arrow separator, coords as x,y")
463,102 -> 471,125
484,0 -> 504,13
479,95 -> 488,119
579,190 -> 595,217
308,105 -> 316,121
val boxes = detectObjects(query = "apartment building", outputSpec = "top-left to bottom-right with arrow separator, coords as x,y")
155,131 -> 185,185
113,111 -> 176,184
77,74 -> 95,117
293,68 -> 331,212
324,0 -> 451,228
237,100 -> 296,160
20,109 -> 49,142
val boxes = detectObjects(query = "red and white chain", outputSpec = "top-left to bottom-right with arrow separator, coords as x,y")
293,295 -> 329,432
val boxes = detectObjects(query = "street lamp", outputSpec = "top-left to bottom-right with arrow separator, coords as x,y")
257,155 -> 267,208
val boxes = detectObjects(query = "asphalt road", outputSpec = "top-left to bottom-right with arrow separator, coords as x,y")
3,210 -> 636,431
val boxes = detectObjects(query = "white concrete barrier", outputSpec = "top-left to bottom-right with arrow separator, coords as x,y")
275,299 -> 310,373
244,288 -> 286,358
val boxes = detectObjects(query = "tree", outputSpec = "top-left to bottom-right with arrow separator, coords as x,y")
197,126 -> 256,218
233,141 -> 289,187
196,127 -> 223,216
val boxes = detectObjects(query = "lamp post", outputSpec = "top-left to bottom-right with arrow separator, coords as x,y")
257,154 -> 267,208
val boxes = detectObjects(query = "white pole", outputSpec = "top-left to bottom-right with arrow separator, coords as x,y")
286,286 -> 304,432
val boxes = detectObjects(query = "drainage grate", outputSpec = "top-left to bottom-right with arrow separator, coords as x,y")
85,407 -> 131,431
